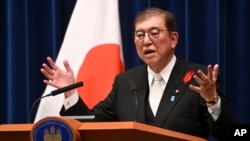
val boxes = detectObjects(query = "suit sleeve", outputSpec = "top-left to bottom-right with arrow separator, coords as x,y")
60,76 -> 118,121
210,96 -> 237,140
60,98 -> 93,116
209,78 -> 237,140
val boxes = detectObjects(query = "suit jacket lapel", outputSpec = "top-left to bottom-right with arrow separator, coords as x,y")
154,58 -> 190,127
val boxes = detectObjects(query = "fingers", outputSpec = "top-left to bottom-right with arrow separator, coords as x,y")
42,63 -> 54,74
189,64 -> 219,97
41,69 -> 54,82
40,57 -> 55,80
195,64 -> 219,83
213,64 -> 219,81
47,57 -> 59,71
189,84 -> 201,93
46,56 -> 73,73
206,64 -> 219,82
193,73 -> 204,85
41,56 -> 75,90
63,60 -> 73,73
43,79 -> 57,88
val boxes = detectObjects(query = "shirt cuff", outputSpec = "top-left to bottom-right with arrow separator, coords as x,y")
207,96 -> 221,121
63,92 -> 79,110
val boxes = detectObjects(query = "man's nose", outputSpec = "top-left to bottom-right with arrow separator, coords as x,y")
143,33 -> 152,42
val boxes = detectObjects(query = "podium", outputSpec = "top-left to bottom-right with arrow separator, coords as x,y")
0,117 -> 207,141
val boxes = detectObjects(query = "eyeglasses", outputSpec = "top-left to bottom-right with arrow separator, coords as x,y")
134,28 -> 165,41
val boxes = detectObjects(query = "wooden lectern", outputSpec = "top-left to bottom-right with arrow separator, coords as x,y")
0,117 -> 207,141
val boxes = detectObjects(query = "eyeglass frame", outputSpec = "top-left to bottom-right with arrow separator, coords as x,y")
134,28 -> 166,41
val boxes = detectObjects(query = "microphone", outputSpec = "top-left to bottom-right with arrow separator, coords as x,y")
128,79 -> 138,122
47,81 -> 83,97
29,81 -> 84,123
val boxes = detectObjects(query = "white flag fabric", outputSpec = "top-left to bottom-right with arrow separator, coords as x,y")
34,0 -> 124,122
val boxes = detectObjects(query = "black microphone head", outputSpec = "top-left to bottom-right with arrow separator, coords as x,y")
128,79 -> 137,93
128,79 -> 138,122
51,81 -> 84,96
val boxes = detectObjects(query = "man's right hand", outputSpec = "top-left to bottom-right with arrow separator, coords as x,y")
40,56 -> 76,97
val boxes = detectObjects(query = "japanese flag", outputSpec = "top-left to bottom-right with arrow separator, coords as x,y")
34,0 -> 124,122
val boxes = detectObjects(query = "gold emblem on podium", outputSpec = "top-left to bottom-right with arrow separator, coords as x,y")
31,117 -> 76,141
44,126 -> 62,141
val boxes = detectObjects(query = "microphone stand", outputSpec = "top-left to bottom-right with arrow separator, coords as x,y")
29,82 -> 83,123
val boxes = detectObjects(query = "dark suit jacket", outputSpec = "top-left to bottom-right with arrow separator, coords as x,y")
61,57 -> 236,140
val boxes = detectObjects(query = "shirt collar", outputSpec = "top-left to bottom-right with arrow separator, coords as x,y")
148,55 -> 177,86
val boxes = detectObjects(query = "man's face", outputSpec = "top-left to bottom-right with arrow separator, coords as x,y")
134,15 -> 178,71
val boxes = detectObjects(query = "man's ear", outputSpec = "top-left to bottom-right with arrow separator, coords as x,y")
171,32 -> 178,48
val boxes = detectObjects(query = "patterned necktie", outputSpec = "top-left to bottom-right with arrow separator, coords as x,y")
149,73 -> 163,116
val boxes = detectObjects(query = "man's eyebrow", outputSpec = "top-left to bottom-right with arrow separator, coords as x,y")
150,27 -> 161,30
135,29 -> 144,32
135,27 -> 160,32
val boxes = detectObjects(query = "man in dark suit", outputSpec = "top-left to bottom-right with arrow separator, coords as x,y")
41,7 -> 236,140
